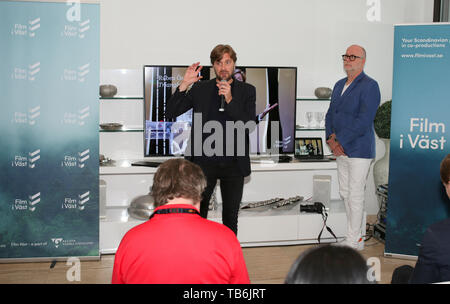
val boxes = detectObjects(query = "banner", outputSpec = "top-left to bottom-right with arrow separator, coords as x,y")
0,1 -> 99,260
385,24 -> 450,257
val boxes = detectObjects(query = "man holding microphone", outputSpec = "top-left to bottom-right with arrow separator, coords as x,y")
167,44 -> 256,235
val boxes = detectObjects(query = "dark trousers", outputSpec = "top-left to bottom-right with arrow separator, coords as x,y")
196,160 -> 244,235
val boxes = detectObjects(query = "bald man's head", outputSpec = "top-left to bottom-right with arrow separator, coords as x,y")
343,45 -> 366,78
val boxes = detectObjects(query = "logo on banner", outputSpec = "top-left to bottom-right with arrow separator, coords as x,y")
10,17 -> 41,37
28,149 -> 41,168
61,149 -> 90,168
12,149 -> 41,169
28,192 -> 41,211
399,118 -> 447,150
62,191 -> 90,210
61,106 -> 90,126
62,63 -> 90,82
28,62 -> 41,81
51,238 -> 64,248
51,238 -> 94,249
78,20 -> 90,39
12,192 -> 41,212
78,149 -> 90,168
61,19 -> 90,38
11,62 -> 40,81
12,105 -> 41,125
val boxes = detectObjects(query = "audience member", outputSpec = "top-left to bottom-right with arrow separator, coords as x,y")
408,154 -> 450,284
285,244 -> 372,284
111,158 -> 250,284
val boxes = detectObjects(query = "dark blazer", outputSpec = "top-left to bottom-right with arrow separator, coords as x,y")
325,71 -> 380,159
410,218 -> 450,284
166,78 -> 256,177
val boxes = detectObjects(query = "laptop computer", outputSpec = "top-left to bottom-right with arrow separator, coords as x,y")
294,137 -> 331,162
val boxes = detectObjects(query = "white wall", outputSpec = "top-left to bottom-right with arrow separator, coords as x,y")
99,0 -> 433,101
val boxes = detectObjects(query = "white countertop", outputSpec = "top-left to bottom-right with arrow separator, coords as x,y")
99,158 -> 337,175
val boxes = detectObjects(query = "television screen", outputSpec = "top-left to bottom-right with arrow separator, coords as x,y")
143,65 -> 297,157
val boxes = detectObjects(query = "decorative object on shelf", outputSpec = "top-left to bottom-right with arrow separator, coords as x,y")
314,87 -> 332,99
127,194 -> 155,220
272,195 -> 304,209
240,197 -> 284,210
373,100 -> 392,188
99,154 -> 114,166
305,111 -> 313,127
99,84 -> 118,98
99,122 -> 123,130
314,112 -> 325,128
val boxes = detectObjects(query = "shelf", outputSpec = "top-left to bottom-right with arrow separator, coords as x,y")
99,127 -> 143,132
296,98 -> 330,101
99,158 -> 337,175
99,96 -> 143,100
296,127 -> 325,131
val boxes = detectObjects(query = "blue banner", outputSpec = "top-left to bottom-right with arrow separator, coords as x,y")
386,24 -> 450,257
0,1 -> 99,260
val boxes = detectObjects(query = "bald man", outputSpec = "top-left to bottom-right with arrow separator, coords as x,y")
325,45 -> 381,250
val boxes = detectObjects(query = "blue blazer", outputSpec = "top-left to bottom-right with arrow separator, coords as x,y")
325,71 -> 381,158
410,218 -> 450,284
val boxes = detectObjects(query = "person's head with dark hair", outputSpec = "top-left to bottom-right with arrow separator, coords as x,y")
210,44 -> 237,81
150,159 -> 206,208
233,68 -> 246,82
285,245 -> 371,284
210,44 -> 237,65
440,154 -> 450,198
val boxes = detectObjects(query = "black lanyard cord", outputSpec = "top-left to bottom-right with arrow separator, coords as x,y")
317,210 -> 338,244
148,208 -> 200,220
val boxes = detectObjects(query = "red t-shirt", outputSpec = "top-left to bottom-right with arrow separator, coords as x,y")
111,204 -> 250,284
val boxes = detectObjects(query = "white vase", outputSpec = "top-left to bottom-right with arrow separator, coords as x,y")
373,138 -> 390,188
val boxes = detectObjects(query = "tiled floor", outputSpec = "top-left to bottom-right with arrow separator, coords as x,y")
0,238 -> 416,284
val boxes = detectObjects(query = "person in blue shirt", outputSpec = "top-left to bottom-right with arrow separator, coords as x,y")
325,44 -> 381,249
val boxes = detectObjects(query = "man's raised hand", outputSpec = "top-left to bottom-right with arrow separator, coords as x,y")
179,62 -> 203,92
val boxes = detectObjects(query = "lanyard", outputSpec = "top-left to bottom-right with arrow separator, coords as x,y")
148,207 -> 200,220
318,208 -> 338,244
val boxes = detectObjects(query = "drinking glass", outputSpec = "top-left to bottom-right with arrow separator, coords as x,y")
314,112 -> 324,128
305,112 -> 313,127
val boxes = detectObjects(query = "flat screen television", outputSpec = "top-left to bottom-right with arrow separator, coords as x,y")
143,65 -> 297,157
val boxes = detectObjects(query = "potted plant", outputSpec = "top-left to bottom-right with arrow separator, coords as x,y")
373,100 -> 392,187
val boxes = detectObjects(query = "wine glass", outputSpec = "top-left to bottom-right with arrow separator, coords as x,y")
314,112 -> 324,128
305,112 -> 313,128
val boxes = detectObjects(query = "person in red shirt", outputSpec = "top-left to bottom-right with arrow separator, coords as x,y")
111,158 -> 250,284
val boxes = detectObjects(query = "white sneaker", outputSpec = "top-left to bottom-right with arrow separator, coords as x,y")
356,237 -> 364,251
332,238 -> 364,251
332,239 -> 352,247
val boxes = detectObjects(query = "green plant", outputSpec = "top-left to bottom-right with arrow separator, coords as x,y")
374,100 -> 391,139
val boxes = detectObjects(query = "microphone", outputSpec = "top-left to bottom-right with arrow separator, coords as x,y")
219,79 -> 226,112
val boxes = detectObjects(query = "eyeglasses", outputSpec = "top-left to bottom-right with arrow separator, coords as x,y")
342,54 -> 363,61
